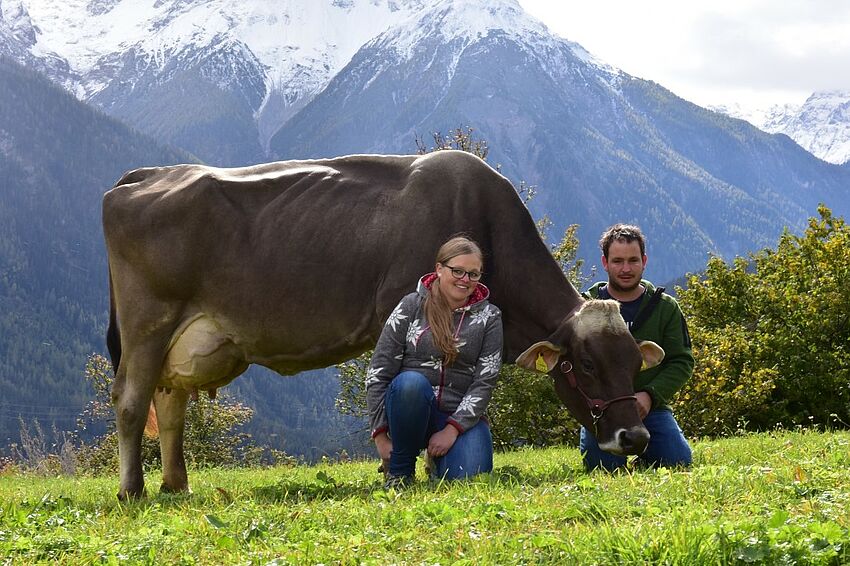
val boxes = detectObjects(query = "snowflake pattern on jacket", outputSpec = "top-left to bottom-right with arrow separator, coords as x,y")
406,319 -> 424,346
385,303 -> 408,331
366,273 -> 503,437
456,395 -> 483,415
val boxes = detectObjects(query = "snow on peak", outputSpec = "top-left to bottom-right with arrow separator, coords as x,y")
14,0 -> 612,99
0,0 -> 38,45
422,0 -> 547,42
713,90 -> 850,165
353,0 -> 618,104
786,90 -> 850,164
20,0 -> 426,90
370,0 -> 551,58
797,90 -> 850,124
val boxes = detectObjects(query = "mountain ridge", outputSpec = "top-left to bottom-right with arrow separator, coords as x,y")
6,0 -> 434,158
712,90 -> 850,165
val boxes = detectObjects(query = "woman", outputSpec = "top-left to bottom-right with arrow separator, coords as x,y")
366,236 -> 503,488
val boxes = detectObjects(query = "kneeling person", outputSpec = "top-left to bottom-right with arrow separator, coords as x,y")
366,236 -> 503,488
582,224 -> 694,471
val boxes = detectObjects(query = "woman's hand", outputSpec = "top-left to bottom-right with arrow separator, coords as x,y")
374,432 -> 393,473
427,425 -> 459,457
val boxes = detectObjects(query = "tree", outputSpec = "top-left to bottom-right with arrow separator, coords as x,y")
675,205 -> 850,437
414,126 -> 489,159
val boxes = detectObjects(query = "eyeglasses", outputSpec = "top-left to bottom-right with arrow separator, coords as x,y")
443,265 -> 482,281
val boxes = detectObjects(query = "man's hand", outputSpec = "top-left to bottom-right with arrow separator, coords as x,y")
636,391 -> 652,419
427,425 -> 459,457
374,432 -> 392,473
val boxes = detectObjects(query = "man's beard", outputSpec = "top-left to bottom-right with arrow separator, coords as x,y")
608,276 -> 642,294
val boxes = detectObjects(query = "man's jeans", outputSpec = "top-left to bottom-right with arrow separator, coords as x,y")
385,371 -> 493,480
580,409 -> 692,471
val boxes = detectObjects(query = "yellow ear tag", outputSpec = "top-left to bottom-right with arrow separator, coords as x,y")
535,353 -> 549,373
640,360 -> 649,371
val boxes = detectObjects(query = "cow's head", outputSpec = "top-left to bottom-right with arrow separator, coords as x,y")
516,299 -> 663,456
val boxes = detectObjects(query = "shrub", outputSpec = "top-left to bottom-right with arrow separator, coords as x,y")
676,205 -> 850,436
9,418 -> 77,476
489,365 -> 579,449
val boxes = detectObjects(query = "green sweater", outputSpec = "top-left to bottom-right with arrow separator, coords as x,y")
585,280 -> 694,411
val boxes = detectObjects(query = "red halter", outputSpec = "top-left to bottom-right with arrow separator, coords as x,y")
559,360 -> 637,435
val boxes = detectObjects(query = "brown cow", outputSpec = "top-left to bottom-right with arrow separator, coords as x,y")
103,150 -> 661,499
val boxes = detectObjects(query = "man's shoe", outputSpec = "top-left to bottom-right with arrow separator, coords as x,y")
383,475 -> 413,491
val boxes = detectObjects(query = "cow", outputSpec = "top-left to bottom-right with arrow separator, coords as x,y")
103,150 -> 662,500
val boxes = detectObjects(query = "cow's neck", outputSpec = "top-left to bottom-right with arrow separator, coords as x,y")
492,243 -> 584,362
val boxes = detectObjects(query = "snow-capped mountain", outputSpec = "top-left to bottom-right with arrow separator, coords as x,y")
271,0 -> 620,169
1,0 -> 431,161
713,91 -> 850,165
366,0 -> 594,65
270,0 -> 617,158
0,0 -> 70,79
0,0 -> 630,166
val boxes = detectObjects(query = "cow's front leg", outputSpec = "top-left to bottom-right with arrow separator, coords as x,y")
153,387 -> 190,493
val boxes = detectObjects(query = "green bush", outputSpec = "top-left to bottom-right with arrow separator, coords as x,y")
676,205 -> 850,436
488,365 -> 579,449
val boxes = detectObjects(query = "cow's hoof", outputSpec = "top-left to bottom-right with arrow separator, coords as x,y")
159,482 -> 190,495
117,487 -> 146,501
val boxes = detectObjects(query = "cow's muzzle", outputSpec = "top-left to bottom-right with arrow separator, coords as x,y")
559,360 -> 640,437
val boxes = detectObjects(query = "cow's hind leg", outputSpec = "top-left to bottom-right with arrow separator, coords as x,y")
112,344 -> 165,500
153,387 -> 190,493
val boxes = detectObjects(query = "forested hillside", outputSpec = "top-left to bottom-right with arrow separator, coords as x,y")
226,366 -> 369,459
0,57 -> 369,458
0,56 -> 192,444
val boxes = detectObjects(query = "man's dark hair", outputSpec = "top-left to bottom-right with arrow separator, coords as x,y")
599,224 -> 646,258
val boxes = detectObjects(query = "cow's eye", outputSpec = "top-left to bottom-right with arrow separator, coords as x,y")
581,358 -> 594,374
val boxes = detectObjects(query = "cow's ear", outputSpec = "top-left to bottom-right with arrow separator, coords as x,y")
516,341 -> 561,373
638,340 -> 665,370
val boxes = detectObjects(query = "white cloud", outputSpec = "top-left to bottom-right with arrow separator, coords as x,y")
517,0 -> 850,109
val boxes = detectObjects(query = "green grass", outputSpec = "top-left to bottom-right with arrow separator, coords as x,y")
1,429 -> 848,565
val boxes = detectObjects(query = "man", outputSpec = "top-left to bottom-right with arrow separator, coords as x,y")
582,223 -> 693,471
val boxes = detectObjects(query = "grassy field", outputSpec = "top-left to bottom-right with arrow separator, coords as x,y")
1,429 -> 848,565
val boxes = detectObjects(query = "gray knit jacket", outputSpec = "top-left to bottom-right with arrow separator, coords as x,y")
366,273 -> 503,438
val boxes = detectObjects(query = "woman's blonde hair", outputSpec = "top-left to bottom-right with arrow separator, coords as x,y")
425,236 -> 483,367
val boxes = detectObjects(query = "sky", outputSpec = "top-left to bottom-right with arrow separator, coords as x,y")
517,0 -> 850,110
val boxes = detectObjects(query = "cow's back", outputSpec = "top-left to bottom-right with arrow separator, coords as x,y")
103,155 -> 417,303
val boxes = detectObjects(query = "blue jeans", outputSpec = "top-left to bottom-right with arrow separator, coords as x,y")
580,409 -> 692,472
385,371 -> 493,480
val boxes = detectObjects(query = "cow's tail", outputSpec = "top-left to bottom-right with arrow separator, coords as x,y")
106,264 -> 159,438
106,264 -> 122,374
